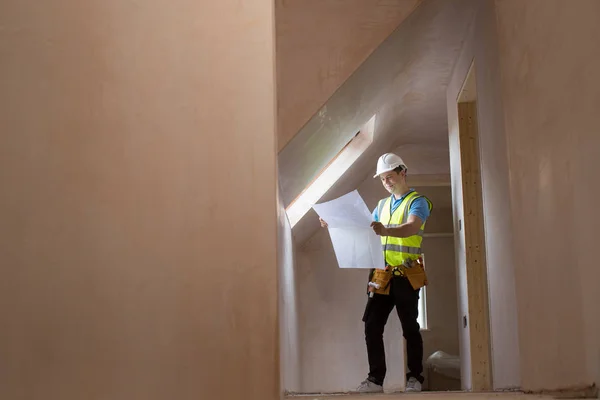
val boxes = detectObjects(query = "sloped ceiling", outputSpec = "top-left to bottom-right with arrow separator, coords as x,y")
278,0 -> 478,234
276,0 -> 422,151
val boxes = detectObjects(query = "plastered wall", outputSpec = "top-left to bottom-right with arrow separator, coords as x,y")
0,1 -> 278,399
421,236 -> 460,361
446,0 -> 520,390
275,0 -> 421,150
295,181 -> 458,393
494,0 -> 600,391
448,0 -> 600,391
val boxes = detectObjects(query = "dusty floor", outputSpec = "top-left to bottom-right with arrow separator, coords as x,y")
286,392 -> 554,400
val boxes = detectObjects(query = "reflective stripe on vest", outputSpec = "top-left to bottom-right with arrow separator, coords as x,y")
377,191 -> 432,266
387,225 -> 425,236
383,244 -> 422,254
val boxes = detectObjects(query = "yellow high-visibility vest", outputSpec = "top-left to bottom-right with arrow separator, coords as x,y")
376,191 -> 433,266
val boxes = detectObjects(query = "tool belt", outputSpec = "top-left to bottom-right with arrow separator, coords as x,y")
367,268 -> 393,295
368,258 -> 428,295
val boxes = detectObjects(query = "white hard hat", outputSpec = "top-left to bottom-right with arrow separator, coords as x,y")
373,153 -> 407,178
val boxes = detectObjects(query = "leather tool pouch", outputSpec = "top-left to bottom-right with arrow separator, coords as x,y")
368,268 -> 393,295
403,260 -> 428,290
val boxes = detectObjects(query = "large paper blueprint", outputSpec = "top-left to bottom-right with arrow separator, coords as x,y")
312,190 -> 385,269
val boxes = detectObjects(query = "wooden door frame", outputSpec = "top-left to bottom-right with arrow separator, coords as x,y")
457,61 -> 492,391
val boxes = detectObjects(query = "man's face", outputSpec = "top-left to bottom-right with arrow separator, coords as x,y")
379,170 -> 405,194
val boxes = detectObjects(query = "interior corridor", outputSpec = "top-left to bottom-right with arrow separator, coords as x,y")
1,0 -> 598,399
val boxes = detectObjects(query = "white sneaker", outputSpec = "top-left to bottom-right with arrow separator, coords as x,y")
406,377 -> 422,392
356,379 -> 384,393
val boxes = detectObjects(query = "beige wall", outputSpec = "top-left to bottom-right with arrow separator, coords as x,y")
0,1 -> 278,399
446,0 -> 521,390
494,0 -> 600,391
421,237 -> 460,360
294,181 -> 458,393
448,0 -> 600,392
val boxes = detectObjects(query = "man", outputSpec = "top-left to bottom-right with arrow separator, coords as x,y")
319,153 -> 432,393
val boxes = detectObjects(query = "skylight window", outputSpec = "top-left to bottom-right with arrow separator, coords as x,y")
286,115 -> 376,227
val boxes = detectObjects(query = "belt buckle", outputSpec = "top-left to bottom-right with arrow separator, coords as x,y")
391,266 -> 404,277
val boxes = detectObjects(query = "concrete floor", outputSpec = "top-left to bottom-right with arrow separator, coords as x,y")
286,392 -> 553,400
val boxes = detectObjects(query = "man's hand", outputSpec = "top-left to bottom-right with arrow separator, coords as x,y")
319,218 -> 328,228
370,221 -> 388,236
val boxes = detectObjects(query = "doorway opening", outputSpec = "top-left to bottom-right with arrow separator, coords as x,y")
278,62 -> 493,399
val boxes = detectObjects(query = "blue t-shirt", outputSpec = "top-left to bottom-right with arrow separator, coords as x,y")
372,190 -> 430,223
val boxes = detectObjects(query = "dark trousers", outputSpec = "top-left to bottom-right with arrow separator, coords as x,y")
362,277 -> 424,386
